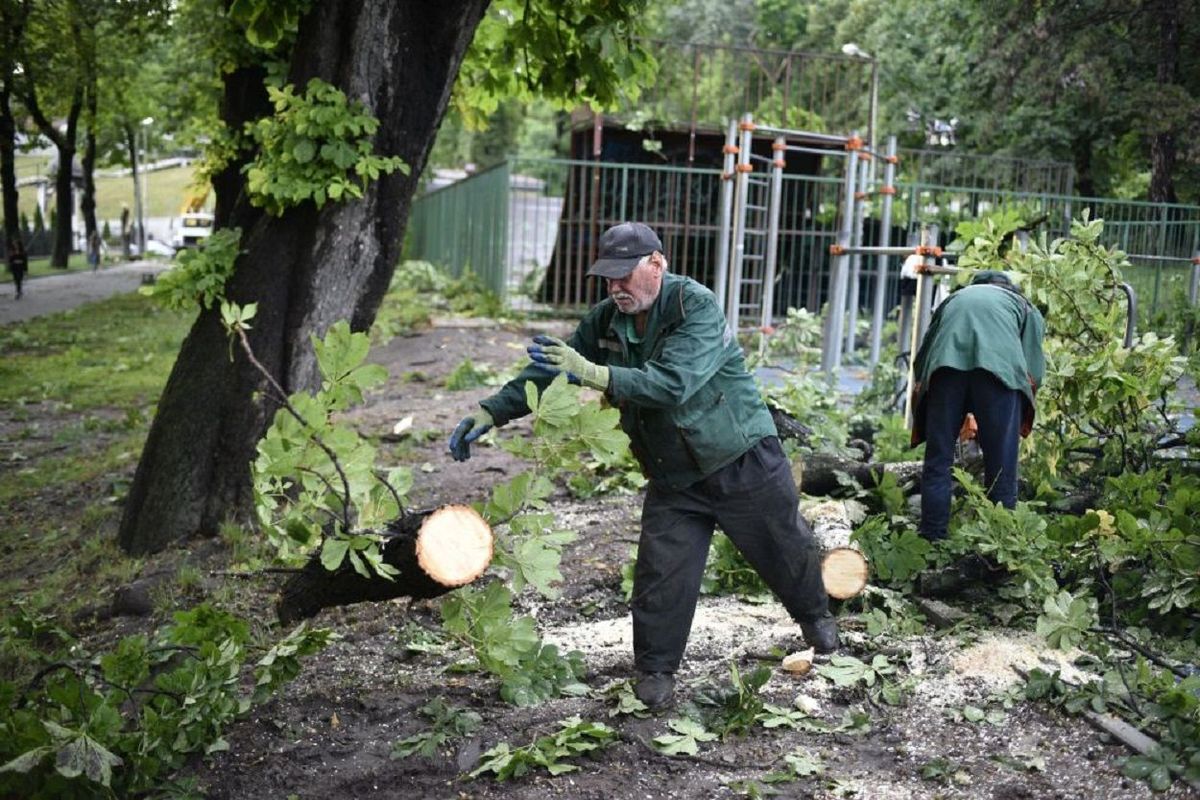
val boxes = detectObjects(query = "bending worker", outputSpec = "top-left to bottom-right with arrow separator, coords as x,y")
448,221 -> 837,710
910,270 -> 1045,541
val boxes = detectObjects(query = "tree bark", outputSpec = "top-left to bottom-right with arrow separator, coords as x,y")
0,82 -> 18,253
795,453 -> 924,498
80,82 -> 98,239
119,0 -> 490,554
1148,0 -> 1180,204
0,2 -> 26,256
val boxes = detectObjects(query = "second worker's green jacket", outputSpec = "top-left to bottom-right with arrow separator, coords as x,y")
481,273 -> 777,489
910,282 -> 1046,445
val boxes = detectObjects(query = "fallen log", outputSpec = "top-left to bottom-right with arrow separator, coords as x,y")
276,505 -> 493,624
794,453 -> 924,498
801,499 -> 869,600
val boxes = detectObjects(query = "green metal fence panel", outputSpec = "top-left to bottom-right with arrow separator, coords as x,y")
407,162 -> 510,300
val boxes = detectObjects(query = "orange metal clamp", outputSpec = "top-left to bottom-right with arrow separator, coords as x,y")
735,164 -> 754,173
829,244 -> 847,256
723,144 -> 739,155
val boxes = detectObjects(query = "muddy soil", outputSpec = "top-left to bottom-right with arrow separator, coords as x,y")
9,313 -> 1197,800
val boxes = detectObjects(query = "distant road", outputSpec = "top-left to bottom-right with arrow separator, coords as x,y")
0,260 -> 173,325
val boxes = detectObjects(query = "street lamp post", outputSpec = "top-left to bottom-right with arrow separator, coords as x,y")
840,43 -> 878,178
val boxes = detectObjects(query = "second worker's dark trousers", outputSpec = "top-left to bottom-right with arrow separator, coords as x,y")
920,367 -> 1023,541
631,436 -> 830,674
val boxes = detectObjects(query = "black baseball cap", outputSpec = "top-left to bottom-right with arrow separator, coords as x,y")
587,222 -> 663,279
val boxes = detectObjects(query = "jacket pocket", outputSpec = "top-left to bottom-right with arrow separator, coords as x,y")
677,390 -> 748,476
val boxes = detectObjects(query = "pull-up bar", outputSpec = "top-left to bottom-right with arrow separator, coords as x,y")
741,121 -> 899,163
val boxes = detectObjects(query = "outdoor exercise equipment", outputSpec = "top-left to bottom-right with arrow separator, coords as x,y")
714,114 -> 908,378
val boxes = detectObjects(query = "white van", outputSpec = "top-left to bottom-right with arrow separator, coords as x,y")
172,212 -> 214,249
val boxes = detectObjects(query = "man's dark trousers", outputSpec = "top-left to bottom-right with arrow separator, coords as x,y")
631,436 -> 829,673
920,367 -> 1022,541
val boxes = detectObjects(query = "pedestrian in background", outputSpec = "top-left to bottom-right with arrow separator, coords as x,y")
87,228 -> 102,271
7,238 -> 28,300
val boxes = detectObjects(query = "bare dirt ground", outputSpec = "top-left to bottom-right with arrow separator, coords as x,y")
5,299 -> 1196,799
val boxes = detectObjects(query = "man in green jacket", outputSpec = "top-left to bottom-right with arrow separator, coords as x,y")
449,222 -> 836,709
910,271 -> 1045,541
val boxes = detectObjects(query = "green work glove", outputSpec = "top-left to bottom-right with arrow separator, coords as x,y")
527,335 -> 610,391
449,407 -> 494,462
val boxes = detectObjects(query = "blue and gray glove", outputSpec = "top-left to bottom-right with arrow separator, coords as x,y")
448,408 -> 494,462
526,335 -> 610,391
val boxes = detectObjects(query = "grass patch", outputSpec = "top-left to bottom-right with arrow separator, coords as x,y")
1,429 -> 143,507
0,293 -> 191,409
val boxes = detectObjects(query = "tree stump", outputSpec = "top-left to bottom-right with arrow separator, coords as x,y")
276,505 -> 493,624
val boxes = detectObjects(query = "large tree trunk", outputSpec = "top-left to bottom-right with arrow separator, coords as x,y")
119,0 -> 490,554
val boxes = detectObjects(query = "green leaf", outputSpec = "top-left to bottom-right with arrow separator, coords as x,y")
320,537 -> 350,571
55,734 -> 124,787
652,718 -> 717,756
0,746 -> 55,775
292,138 -> 316,164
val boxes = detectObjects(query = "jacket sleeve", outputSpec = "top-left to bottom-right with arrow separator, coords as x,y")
1023,305 -> 1046,394
479,311 -> 607,426
606,287 -> 729,409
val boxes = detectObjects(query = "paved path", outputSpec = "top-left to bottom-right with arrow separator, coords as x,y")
0,260 -> 173,325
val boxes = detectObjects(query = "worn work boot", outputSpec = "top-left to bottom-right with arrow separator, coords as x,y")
635,672 -> 675,710
799,612 -> 840,654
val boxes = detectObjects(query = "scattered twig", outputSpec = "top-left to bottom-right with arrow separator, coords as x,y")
211,568 -> 305,578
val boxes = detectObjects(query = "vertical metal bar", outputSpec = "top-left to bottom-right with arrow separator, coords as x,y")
821,133 -> 859,378
896,229 -> 919,361
1153,204 -> 1167,314
586,112 -> 603,308
868,136 -> 898,366
761,137 -> 785,328
915,223 -> 939,345
844,155 -> 869,358
728,113 -> 754,331
619,164 -> 629,222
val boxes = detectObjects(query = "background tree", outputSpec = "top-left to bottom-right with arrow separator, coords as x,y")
1,0 -> 31,262
118,0 -> 653,554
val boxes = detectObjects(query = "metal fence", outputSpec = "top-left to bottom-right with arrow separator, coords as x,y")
407,156 -> 1200,325
895,182 -> 1200,314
